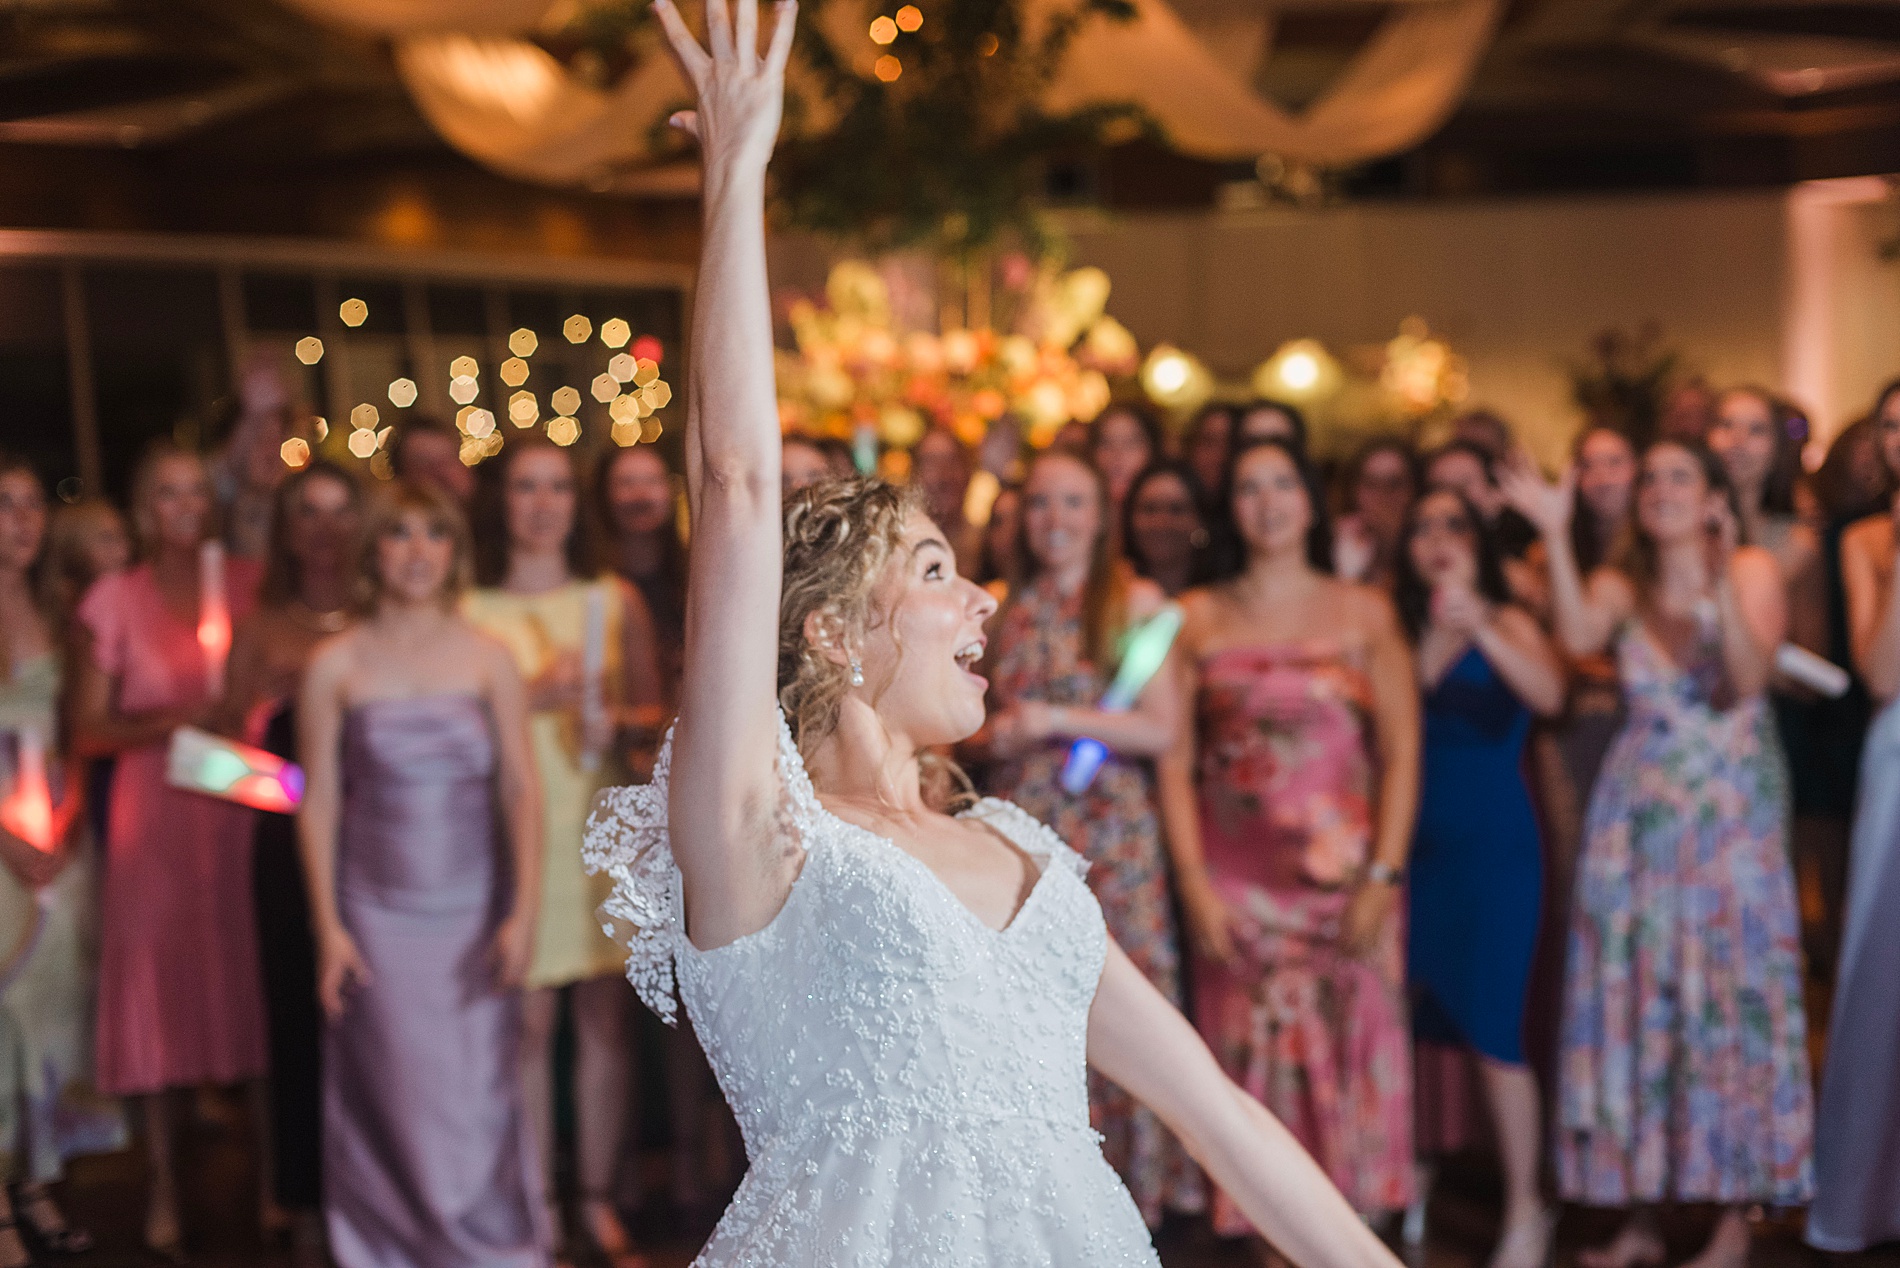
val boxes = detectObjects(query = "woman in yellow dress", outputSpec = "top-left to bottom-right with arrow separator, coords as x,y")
467,435 -> 664,1268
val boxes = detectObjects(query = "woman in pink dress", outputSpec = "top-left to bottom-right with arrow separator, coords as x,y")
70,442 -> 267,1260
1158,436 -> 1421,1237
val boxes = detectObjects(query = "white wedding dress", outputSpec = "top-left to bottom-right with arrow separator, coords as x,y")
584,713 -> 1162,1266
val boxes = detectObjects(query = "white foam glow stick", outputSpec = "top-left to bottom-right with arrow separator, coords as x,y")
1776,643 -> 1850,698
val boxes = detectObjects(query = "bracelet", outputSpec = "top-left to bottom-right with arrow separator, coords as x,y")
1364,861 -> 1405,886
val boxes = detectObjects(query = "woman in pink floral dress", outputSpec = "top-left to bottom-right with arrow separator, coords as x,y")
1158,437 -> 1420,1230
976,448 -> 1196,1226
1502,441 -> 1811,1268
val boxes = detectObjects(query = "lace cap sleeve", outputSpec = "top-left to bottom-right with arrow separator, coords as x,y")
583,709 -> 818,1024
962,797 -> 1090,882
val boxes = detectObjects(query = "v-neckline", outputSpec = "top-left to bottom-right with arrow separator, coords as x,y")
823,801 -> 1054,938
1419,640 -> 1481,694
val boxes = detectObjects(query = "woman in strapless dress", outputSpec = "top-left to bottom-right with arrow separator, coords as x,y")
297,481 -> 546,1268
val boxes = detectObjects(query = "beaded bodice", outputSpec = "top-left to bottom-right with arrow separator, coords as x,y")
586,713 -> 1108,1157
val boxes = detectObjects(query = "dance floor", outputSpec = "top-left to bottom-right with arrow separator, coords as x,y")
54,1099 -> 1900,1268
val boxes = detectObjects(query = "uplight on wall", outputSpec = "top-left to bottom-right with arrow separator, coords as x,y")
1139,345 -> 1212,411
1253,338 -> 1341,403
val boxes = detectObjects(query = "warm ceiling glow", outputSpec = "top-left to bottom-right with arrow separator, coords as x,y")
869,16 -> 898,44
875,55 -> 902,81
339,298 -> 368,328
896,6 -> 923,31
295,337 -> 324,365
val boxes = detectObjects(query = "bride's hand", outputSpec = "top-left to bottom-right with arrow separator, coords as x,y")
653,0 -> 799,176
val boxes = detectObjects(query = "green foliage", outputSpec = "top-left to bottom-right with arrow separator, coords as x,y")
551,0 -> 1146,257
775,0 -> 1145,257
1568,322 -> 1681,448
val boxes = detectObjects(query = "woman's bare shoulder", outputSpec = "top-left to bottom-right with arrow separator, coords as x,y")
1843,511 -> 1895,562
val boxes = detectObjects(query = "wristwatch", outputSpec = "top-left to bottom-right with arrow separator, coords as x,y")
1364,861 -> 1406,886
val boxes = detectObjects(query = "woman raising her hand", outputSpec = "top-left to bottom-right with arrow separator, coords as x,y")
581,2 -> 1419,1264
1500,442 -> 1811,1268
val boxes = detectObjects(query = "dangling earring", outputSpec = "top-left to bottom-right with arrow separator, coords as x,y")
849,660 -> 864,687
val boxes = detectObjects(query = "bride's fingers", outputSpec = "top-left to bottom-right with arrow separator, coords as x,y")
705,0 -> 734,61
735,0 -> 757,64
764,0 -> 798,75
669,110 -> 702,140
652,0 -> 710,82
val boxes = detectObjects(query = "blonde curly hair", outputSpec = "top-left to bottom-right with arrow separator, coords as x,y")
777,476 -> 919,752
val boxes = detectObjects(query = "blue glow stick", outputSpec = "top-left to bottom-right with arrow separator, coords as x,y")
1059,603 -> 1184,794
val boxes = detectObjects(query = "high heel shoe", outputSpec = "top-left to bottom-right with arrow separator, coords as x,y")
10,1186 -> 91,1257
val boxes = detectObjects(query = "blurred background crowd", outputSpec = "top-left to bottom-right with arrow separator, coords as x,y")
4,364 -> 1900,1268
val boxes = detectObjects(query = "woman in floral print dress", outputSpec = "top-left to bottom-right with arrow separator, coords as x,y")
1503,441 -> 1812,1268
976,448 -> 1196,1227
1157,437 -> 1420,1231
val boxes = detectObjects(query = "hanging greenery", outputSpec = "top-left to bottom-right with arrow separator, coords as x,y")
544,0 -> 1147,258
772,0 -> 1145,257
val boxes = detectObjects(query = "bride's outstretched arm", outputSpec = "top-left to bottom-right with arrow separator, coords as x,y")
655,0 -> 803,949
1088,946 -> 1403,1268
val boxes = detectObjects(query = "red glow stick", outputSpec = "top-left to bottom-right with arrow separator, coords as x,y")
1,728 -> 56,853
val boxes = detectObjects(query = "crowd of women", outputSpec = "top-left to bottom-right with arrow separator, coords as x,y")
3,367 -> 1899,1268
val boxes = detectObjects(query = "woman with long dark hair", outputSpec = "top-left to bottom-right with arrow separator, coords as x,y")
1157,435 -> 1421,1232
1502,440 -> 1812,1268
597,443 -> 687,688
1333,438 -> 1417,590
1394,488 -> 1564,1268
1120,461 -> 1210,598
0,452 -> 122,1268
467,436 -> 663,1266
973,447 -> 1194,1226
215,460 -> 364,1261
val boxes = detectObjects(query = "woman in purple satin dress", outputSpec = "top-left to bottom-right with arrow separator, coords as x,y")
297,482 -> 547,1268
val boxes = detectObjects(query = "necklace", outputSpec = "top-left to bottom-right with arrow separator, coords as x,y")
287,600 -> 350,633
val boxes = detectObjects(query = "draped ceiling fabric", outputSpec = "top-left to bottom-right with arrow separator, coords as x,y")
281,0 -> 1500,188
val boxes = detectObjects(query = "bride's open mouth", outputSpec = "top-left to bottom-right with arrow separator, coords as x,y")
954,638 -> 986,684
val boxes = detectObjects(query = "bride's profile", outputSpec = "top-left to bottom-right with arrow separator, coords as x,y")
583,1 -> 1412,1262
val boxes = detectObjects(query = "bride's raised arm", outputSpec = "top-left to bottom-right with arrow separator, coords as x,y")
655,0 -> 802,949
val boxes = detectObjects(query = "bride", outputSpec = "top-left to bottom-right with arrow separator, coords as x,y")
585,2 -> 1412,1262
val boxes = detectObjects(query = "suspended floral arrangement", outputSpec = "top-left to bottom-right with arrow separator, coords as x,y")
776,258 -> 1138,450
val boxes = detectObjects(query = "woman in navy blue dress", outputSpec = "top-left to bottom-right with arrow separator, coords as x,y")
1395,488 -> 1566,1268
